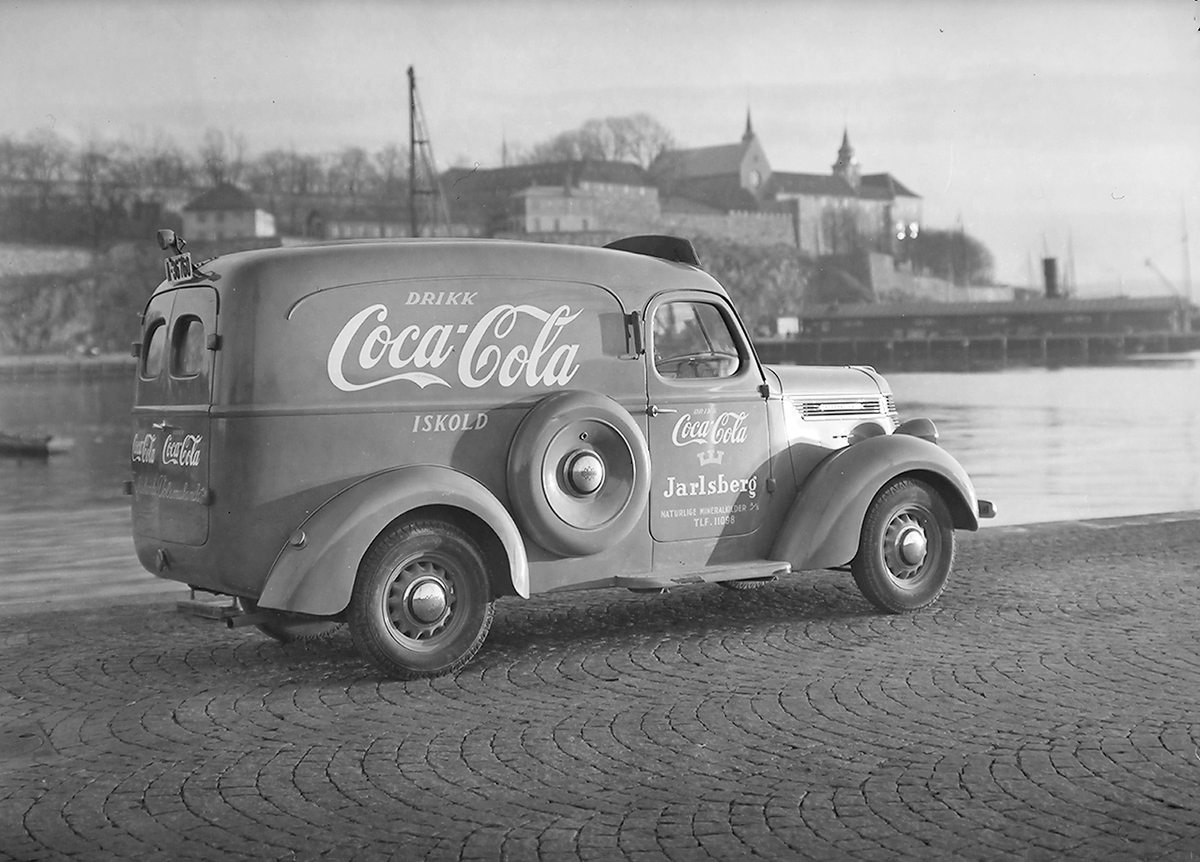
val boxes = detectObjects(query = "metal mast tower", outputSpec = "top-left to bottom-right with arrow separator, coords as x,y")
407,66 -> 449,237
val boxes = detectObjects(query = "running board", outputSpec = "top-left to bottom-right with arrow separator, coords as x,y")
617,560 -> 791,591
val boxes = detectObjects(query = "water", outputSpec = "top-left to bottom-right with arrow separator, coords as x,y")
2,361 -> 1199,526
1,374 -> 134,514
890,359 -> 1200,525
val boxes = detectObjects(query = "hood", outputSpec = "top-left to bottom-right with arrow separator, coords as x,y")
765,364 -> 887,398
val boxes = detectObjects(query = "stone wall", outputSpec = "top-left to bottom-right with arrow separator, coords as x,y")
656,210 -> 797,248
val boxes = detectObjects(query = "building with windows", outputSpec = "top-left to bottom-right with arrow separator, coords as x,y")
181,183 -> 276,242
438,115 -> 921,262
442,160 -> 659,239
650,116 -> 921,257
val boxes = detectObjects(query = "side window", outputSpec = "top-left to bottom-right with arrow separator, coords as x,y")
653,301 -> 742,380
170,316 -> 206,378
142,320 -> 167,379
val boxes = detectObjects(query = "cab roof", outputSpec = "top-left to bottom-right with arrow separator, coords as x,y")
158,237 -> 727,312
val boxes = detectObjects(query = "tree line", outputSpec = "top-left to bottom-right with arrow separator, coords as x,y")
0,116 -> 994,285
0,114 -> 674,202
0,128 -> 414,203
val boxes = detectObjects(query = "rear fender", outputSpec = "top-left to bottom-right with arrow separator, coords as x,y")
772,434 -> 980,572
257,465 -> 529,615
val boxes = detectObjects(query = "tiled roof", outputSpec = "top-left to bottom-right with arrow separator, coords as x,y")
650,142 -> 747,180
666,176 -> 762,213
767,171 -> 920,201
861,173 -> 919,198
183,183 -> 258,212
444,160 -> 653,194
766,172 -> 856,197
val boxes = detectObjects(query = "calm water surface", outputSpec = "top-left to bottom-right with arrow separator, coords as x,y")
2,360 -> 1199,525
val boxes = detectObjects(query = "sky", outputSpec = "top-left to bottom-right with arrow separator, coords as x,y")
1,0 -> 1197,294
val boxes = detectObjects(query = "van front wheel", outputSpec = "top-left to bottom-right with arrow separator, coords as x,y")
850,479 -> 954,613
349,519 -> 495,679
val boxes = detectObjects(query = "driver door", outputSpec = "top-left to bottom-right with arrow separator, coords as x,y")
644,292 -> 772,545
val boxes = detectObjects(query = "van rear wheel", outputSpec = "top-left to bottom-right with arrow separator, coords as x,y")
348,519 -> 494,679
850,478 -> 954,613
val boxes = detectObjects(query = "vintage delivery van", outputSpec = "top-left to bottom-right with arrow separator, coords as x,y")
130,232 -> 993,679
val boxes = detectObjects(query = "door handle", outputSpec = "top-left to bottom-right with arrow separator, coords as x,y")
152,420 -> 179,432
647,405 -> 678,417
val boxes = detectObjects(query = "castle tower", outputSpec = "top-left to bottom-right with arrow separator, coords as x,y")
832,127 -> 861,190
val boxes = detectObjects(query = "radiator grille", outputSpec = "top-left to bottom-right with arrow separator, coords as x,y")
792,397 -> 884,420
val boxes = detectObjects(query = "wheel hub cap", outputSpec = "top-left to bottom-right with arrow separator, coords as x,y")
407,577 -> 448,624
897,525 -> 928,566
566,450 -> 605,495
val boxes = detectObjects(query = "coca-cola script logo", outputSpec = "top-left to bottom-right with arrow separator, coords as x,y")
671,411 -> 749,448
131,432 -> 203,467
327,303 -> 583,392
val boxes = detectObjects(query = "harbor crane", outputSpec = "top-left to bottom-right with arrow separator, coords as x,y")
1144,257 -> 1182,297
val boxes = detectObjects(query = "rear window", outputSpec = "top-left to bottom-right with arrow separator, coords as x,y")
142,321 -> 167,379
171,317 -> 206,378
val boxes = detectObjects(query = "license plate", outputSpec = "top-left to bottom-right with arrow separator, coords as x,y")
165,252 -> 194,282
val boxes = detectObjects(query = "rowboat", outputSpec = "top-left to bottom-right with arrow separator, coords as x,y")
0,432 -> 73,458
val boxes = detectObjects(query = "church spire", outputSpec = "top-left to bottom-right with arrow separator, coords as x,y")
832,126 -> 860,189
743,108 -> 754,142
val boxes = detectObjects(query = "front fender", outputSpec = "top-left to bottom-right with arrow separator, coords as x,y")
772,434 -> 980,572
257,465 -> 530,615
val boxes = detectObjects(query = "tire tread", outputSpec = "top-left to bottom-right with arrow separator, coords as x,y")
349,519 -> 494,680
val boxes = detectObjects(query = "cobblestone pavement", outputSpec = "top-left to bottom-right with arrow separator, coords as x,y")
2,513 -> 1199,861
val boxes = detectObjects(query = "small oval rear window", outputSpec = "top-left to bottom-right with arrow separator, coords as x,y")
171,317 -> 206,378
142,321 -> 167,379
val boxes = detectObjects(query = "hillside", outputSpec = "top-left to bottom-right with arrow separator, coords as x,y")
0,242 -> 163,355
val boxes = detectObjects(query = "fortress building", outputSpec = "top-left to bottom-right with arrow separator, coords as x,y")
650,115 -> 922,256
441,115 -> 921,258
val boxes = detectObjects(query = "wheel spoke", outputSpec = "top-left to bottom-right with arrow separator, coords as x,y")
349,521 -> 496,679
381,555 -> 461,642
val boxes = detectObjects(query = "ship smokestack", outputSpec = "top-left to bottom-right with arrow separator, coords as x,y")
1043,257 -> 1060,299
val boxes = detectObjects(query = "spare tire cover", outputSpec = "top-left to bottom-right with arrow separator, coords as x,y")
507,391 -> 650,557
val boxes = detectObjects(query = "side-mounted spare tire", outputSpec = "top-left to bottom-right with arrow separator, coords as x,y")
507,391 -> 651,557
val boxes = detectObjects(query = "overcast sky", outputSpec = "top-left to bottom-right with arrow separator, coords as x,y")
1,0 -> 1197,293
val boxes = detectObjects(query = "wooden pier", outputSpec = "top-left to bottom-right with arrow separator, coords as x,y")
763,295 -> 1200,370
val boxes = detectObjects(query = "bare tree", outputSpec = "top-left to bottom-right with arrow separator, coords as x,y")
373,143 -> 408,199
198,127 -> 248,186
329,146 -> 377,206
12,129 -> 73,212
520,114 -> 675,168
609,113 -> 675,168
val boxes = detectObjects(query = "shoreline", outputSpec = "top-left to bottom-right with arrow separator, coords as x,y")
3,348 -> 1198,379
0,352 -> 134,378
2,505 -> 1197,616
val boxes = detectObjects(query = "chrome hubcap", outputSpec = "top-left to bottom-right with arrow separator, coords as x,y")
897,525 -> 928,567
407,577 -> 448,623
883,511 -> 929,581
386,560 -> 455,641
566,450 -> 605,495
